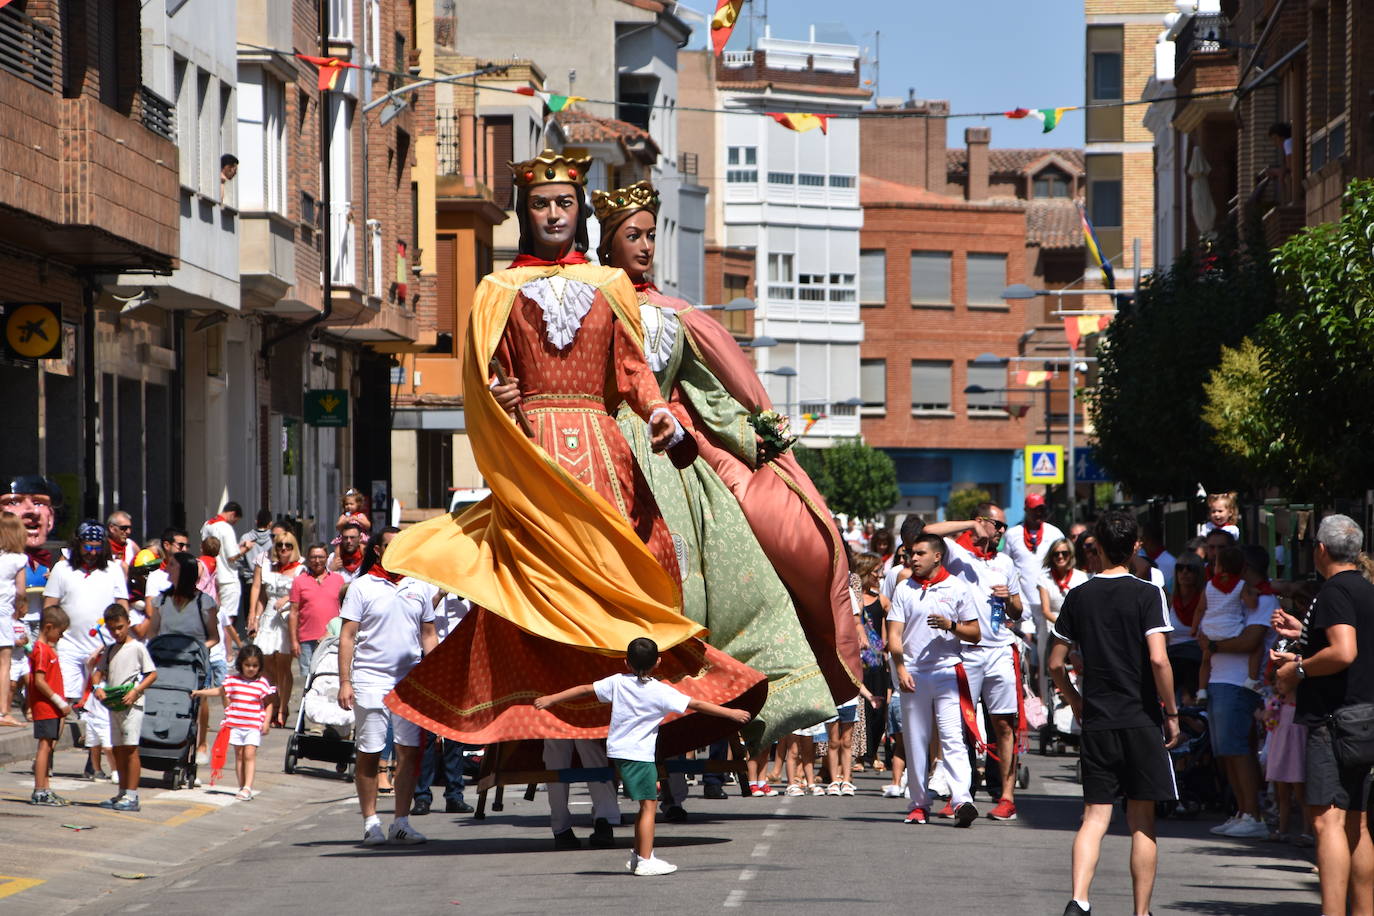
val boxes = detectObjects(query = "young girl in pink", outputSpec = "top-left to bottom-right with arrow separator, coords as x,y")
335,490 -> 372,538
195,645 -> 275,800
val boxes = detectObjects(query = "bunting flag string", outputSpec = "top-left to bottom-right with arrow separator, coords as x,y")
711,0 -> 746,57
1064,314 -> 1111,351
1016,370 -> 1053,387
513,86 -> 587,113
1078,201 -> 1116,289
801,412 -> 827,433
1005,106 -> 1076,133
767,112 -> 831,134
296,53 -> 360,92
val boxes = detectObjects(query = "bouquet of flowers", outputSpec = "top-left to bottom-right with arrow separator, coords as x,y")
748,409 -> 797,463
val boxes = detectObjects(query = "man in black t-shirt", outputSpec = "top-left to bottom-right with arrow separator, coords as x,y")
1048,511 -> 1179,916
1272,513 -> 1374,916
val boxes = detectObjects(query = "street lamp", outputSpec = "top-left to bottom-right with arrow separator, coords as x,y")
759,365 -> 797,424
743,335 -> 777,348
695,297 -> 756,312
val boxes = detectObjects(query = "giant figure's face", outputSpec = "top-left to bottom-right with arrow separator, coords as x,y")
526,183 -> 579,254
0,489 -> 56,549
608,210 -> 656,280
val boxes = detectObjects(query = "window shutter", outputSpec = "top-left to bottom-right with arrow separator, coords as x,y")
910,360 -> 951,410
859,250 -> 885,304
966,253 -> 1007,306
860,359 -> 886,408
489,116 -> 514,209
436,235 -> 456,336
910,252 -> 951,305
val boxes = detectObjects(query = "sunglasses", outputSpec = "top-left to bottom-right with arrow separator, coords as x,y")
111,524 -> 132,532
1050,550 -> 1072,558
276,544 -> 293,550
79,542 -> 104,551
981,517 -> 1007,532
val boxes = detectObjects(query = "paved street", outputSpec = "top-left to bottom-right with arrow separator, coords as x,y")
0,726 -> 1322,915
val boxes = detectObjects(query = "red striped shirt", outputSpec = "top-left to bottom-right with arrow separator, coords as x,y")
222,674 -> 275,729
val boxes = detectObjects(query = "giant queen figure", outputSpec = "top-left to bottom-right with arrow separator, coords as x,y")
383,151 -> 766,752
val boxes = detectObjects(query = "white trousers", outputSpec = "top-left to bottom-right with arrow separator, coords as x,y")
543,739 -> 620,834
901,666 -> 972,810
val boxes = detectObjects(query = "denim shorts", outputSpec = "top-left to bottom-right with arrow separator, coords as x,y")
886,690 -> 903,735
1207,682 -> 1261,757
208,659 -> 227,688
835,699 -> 859,724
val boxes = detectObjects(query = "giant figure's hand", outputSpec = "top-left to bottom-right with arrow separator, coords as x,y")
491,378 -> 522,413
649,410 -> 677,453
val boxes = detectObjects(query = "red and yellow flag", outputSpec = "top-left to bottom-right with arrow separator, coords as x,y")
801,412 -> 826,434
766,112 -> 831,134
1017,370 -> 1051,387
296,54 -> 360,92
1064,314 -> 1111,351
711,0 -> 746,57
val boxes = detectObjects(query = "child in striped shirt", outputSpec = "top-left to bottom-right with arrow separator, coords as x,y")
194,645 -> 274,800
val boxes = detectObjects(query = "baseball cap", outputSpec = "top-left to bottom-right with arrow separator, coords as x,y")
1024,493 -> 1046,509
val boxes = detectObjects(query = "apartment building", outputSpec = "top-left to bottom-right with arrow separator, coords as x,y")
679,27 -> 868,446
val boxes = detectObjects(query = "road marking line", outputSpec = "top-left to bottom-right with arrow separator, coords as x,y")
261,840 -> 280,847
750,843 -> 769,858
164,804 -> 216,828
0,876 -> 44,899
738,868 -> 756,882
761,823 -> 779,837
723,889 -> 746,908
172,878 -> 198,889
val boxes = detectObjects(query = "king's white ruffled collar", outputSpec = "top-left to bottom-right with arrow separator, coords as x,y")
521,275 -> 597,350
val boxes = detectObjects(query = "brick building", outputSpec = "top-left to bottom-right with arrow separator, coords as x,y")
859,101 -> 1086,517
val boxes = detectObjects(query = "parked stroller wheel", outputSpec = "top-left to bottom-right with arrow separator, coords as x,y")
284,734 -> 299,775
342,760 -> 355,782
166,766 -> 182,790
1017,763 -> 1031,790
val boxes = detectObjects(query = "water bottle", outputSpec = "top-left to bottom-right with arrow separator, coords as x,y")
989,594 -> 1006,634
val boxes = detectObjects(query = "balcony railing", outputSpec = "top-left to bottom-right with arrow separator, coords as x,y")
0,5 -> 56,93
330,202 -> 355,287
1176,12 -> 1231,72
436,106 -> 459,175
140,86 -> 175,142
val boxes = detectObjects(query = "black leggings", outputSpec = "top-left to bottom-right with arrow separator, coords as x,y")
861,665 -> 889,762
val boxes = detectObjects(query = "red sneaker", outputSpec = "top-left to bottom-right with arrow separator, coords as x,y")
903,808 -> 928,825
934,801 -> 955,819
988,798 -> 1018,821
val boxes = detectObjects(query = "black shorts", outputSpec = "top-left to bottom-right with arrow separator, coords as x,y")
1080,725 -> 1177,805
1305,726 -> 1374,812
32,717 -> 59,741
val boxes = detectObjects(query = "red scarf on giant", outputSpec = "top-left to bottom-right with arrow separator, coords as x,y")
509,251 -> 590,269
956,529 -> 998,560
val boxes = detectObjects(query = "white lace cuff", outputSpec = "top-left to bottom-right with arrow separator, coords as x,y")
650,407 -> 685,448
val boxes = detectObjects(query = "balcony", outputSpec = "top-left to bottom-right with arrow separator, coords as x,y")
239,211 -> 297,308
140,86 -> 175,142
0,6 -> 61,225
0,5 -> 56,93
1172,13 -> 1237,131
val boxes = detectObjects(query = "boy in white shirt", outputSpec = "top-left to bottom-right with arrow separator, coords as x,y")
535,637 -> 750,877
885,533 -> 983,826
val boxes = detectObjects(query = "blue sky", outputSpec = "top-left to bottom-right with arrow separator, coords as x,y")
681,0 -> 1087,149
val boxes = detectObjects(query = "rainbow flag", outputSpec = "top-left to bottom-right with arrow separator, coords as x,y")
296,54 -> 360,92
1077,201 -> 1115,289
711,0 -> 746,57
766,112 -> 831,134
514,87 -> 586,112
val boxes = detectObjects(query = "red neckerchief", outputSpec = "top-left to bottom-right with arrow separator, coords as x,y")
201,556 -> 217,577
108,539 -> 127,559
633,280 -> 659,292
206,514 -> 227,527
1051,566 -> 1075,595
369,567 -> 404,584
1210,572 -> 1240,594
509,251 -> 590,268
956,529 -> 997,560
26,546 -> 52,569
272,560 -> 301,575
1173,589 -> 1202,627
1022,524 -> 1043,552
338,549 -> 363,573
913,565 -> 951,592
1254,579 -> 1277,596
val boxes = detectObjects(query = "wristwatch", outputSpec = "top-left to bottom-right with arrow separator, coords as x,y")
1207,639 -> 1219,655
1295,658 -> 1307,680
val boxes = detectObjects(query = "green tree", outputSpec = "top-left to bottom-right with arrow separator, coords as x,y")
792,443 -> 833,501
814,438 -> 899,519
947,487 -> 993,522
1090,219 -> 1275,498
1201,338 -> 1283,490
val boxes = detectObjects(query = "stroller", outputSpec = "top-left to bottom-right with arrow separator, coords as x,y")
1158,703 -> 1223,819
140,634 -> 208,790
284,636 -> 356,780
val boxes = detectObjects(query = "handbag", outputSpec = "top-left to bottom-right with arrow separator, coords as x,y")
1329,702 -> 1374,768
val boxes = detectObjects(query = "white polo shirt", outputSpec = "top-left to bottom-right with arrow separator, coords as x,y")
339,572 -> 435,693
1003,521 -> 1064,612
43,560 -> 128,662
944,537 -> 1021,650
885,574 -> 979,673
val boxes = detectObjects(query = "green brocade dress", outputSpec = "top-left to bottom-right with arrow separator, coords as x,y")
617,289 -> 833,746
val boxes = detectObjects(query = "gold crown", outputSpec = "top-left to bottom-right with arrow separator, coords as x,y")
509,148 -> 592,188
591,180 -> 661,223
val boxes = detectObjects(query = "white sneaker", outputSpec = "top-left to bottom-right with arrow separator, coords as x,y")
899,770 -> 908,790
928,772 -> 950,798
361,823 -> 387,846
881,785 -> 903,798
195,750 -> 209,766
1209,815 -> 1241,836
388,821 -> 428,845
627,853 -> 639,873
1221,814 -> 1270,839
633,856 -> 678,876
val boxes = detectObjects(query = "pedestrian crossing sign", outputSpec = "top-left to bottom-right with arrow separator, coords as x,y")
1025,445 -> 1064,484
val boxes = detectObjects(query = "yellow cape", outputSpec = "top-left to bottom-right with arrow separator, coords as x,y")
384,262 -> 703,654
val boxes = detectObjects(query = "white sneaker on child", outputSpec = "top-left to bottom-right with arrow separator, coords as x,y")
633,856 -> 678,876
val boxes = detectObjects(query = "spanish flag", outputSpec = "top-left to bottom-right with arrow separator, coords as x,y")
766,112 -> 831,134
711,0 -> 746,57
1064,314 -> 1111,351
1017,370 -> 1051,387
296,54 -> 360,92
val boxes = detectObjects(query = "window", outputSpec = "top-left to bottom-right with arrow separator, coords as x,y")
1091,52 -> 1122,100
174,57 -> 196,190
860,250 -> 886,305
363,0 -> 381,65
767,171 -> 794,185
797,273 -> 825,301
1033,169 -> 1070,198
768,253 -> 794,283
966,253 -> 1007,307
484,115 -> 514,208
328,0 -> 353,43
798,173 -> 825,186
1089,179 -> 1122,228
910,251 -> 951,305
860,359 -> 886,412
828,175 -> 856,188
828,273 -> 855,302
219,84 -> 235,207
237,68 -> 286,213
966,362 -> 1005,413
727,146 -> 758,182
197,72 -> 216,197
911,360 -> 952,412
